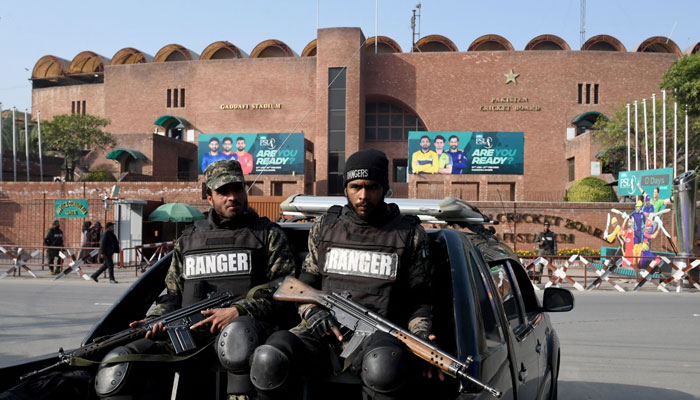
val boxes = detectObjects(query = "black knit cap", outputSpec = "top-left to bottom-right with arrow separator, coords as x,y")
343,149 -> 389,192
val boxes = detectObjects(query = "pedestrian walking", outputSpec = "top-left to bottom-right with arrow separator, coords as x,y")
77,221 -> 92,261
43,220 -> 64,275
90,222 -> 119,284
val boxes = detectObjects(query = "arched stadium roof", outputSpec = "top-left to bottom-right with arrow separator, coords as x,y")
250,39 -> 296,58
200,41 -> 246,60
365,36 -> 403,54
582,35 -> 626,52
414,35 -> 458,52
468,34 -> 514,51
524,34 -> 570,51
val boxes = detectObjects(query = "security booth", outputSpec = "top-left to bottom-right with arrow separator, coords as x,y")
113,199 -> 148,265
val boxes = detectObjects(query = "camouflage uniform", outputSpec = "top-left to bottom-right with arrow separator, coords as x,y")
146,215 -> 295,319
298,204 -> 433,335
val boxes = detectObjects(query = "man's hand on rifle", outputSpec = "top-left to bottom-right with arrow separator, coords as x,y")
419,333 -> 445,381
303,305 -> 343,341
129,318 -> 166,340
190,306 -> 240,334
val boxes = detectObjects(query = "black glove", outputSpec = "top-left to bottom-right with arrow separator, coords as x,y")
413,329 -> 430,341
303,306 -> 339,338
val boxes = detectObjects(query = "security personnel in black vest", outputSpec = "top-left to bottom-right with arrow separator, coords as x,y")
534,221 -> 557,283
249,149 -> 435,400
44,220 -> 64,274
93,160 -> 296,399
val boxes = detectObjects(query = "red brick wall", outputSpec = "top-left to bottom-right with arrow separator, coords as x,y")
31,28 -> 678,199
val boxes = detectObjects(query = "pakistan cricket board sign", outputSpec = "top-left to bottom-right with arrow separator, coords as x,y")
408,131 -> 524,174
55,199 -> 89,218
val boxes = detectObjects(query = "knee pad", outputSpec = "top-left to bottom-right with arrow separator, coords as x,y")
94,346 -> 134,398
360,345 -> 409,394
249,344 -> 290,391
95,339 -> 171,399
217,316 -> 262,373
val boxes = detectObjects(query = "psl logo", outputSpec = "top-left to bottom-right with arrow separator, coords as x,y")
475,134 -> 494,149
259,136 -> 276,149
618,174 -> 637,192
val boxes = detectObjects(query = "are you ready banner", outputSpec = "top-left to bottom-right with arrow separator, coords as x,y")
198,133 -> 304,174
408,131 -> 524,175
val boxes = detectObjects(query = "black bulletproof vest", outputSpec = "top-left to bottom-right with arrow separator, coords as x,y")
178,216 -> 271,307
541,230 -> 556,252
316,205 -> 417,319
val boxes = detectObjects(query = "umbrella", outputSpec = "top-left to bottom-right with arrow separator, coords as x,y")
148,203 -> 205,222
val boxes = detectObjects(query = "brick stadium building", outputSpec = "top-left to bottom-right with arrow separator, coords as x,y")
30,28 -> 698,200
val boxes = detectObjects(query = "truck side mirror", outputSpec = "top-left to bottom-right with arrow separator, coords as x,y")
542,287 -> 574,312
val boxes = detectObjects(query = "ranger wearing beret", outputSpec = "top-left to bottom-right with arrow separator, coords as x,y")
93,160 -> 296,399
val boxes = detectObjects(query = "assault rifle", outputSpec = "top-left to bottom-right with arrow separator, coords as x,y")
21,291 -> 238,381
274,277 -> 502,398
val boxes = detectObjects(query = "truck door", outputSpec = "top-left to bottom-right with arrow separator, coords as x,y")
488,261 -> 540,399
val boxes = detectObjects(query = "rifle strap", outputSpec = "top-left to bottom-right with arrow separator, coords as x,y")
67,341 -> 214,366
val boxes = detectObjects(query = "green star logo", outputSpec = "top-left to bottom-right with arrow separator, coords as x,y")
504,69 -> 519,85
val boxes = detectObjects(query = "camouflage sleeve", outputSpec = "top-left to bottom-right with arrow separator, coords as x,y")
146,242 -> 185,318
297,218 -> 324,317
405,224 -> 433,335
235,224 -> 297,320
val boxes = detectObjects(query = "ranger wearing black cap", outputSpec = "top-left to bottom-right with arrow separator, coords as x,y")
250,149 -> 434,400
93,160 -> 296,399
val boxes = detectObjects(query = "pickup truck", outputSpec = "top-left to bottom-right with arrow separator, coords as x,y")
0,196 -> 574,400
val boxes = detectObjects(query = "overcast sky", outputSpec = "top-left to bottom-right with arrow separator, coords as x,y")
1,0 -> 698,112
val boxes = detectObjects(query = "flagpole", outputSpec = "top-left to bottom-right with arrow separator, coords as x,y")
643,99 -> 649,170
685,105 -> 688,172
24,109 -> 30,181
662,89 -> 666,168
12,107 -> 17,182
375,0 -> 378,54
38,110 -> 43,182
626,104 -> 631,171
673,100 -> 677,178
634,100 -> 639,171
652,93 -> 657,169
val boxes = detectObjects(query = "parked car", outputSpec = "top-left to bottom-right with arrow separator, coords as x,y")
0,197 -> 574,399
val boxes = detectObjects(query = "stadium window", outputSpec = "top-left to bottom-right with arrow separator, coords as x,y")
365,100 -> 426,141
577,84 -> 582,104
82,100 -> 86,115
173,88 -> 179,108
594,84 -> 599,104
393,159 -> 408,183
180,88 -> 186,107
167,89 -> 172,108
568,157 -> 575,181
585,84 -> 591,104
71,101 -> 75,114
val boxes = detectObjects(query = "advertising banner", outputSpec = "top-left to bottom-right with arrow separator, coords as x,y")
408,131 -> 524,175
55,199 -> 89,218
198,133 -> 304,175
617,168 -> 673,199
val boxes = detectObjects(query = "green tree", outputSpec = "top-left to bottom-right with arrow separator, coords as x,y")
565,177 -> 617,202
41,114 -> 116,181
594,53 -> 700,174
83,169 -> 117,182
